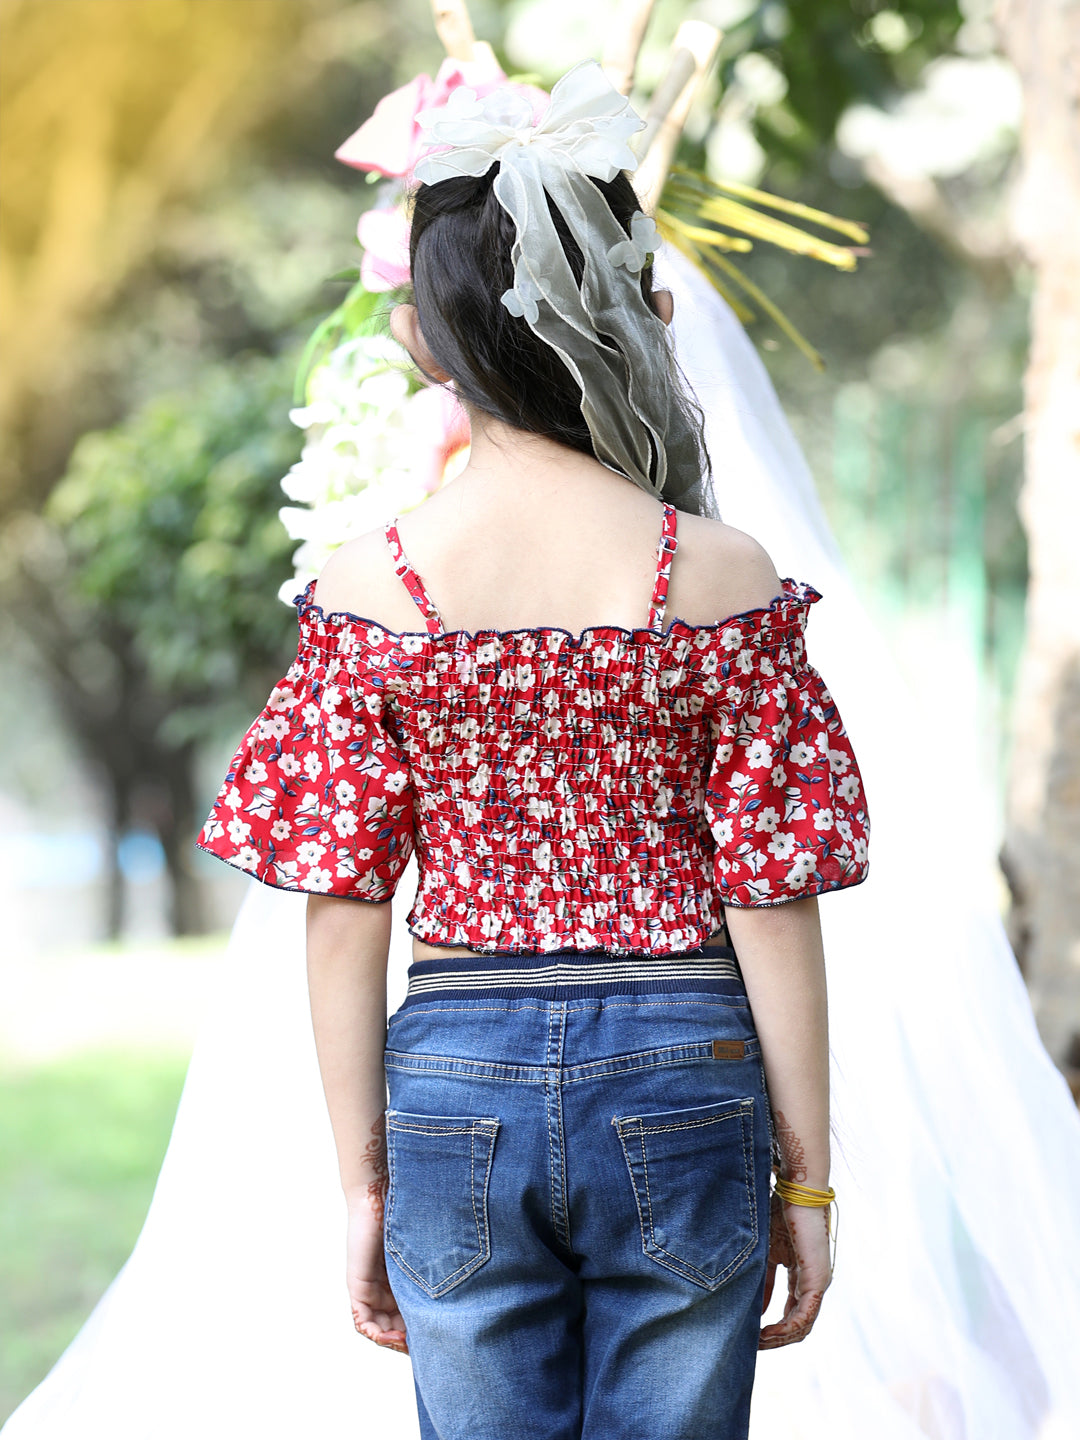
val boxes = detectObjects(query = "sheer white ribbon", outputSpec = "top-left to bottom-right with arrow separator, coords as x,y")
4,250 -> 1079,1440
413,62 -> 642,188
412,61 -> 707,512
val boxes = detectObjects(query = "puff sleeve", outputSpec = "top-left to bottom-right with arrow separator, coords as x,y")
196,641 -> 414,902
703,595 -> 869,908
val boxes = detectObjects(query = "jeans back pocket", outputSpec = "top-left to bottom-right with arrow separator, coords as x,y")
385,1110 -> 500,1299
613,1096 -> 759,1291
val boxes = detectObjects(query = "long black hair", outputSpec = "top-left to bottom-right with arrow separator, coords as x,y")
405,167 -> 714,516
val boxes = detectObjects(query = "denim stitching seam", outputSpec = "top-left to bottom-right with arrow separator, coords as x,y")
390,1001 -> 748,1019
382,1053 -> 759,1085
740,1104 -> 758,1250
384,1119 -> 498,1297
384,1040 -> 760,1086
555,1009 -> 571,1251
613,1102 -> 758,1289
615,1122 -> 651,1269
469,1126 -> 481,1265
546,1008 -> 558,1252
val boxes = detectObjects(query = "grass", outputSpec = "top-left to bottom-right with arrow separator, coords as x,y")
0,1049 -> 190,1424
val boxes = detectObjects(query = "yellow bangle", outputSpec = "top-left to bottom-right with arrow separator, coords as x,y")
773,1176 -> 839,1274
773,1177 -> 835,1206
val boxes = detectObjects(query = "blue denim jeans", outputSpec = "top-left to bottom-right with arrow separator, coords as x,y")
382,939 -> 775,1440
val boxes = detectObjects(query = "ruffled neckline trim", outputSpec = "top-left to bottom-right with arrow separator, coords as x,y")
293,577 -> 821,650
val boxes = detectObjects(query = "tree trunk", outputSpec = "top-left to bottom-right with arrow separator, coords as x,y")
155,743 -> 209,938
998,0 -> 1080,1069
104,773 -> 131,942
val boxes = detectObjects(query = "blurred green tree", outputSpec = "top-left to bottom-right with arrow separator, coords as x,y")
715,0 -> 963,157
0,355 -> 301,937
684,0 -> 997,364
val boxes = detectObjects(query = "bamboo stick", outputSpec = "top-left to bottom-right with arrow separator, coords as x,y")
430,0 -> 477,62
601,0 -> 657,95
635,20 -> 721,213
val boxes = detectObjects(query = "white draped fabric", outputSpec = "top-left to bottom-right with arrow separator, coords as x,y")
5,250 -> 1079,1440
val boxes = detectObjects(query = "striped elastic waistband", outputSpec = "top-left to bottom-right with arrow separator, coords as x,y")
400,939 -> 743,1005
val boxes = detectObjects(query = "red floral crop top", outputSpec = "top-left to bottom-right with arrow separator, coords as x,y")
196,503 -> 869,955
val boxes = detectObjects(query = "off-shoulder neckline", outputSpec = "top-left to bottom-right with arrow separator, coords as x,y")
293,576 -> 821,649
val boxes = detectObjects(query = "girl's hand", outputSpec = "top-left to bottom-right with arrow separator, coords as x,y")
759,1189 -> 832,1349
347,1204 -> 409,1355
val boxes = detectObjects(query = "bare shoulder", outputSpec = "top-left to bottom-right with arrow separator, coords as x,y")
671,512 -> 783,623
310,527 -> 420,630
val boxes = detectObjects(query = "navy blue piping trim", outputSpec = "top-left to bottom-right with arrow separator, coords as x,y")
293,576 -> 821,649
718,870 -> 870,909
192,839 -> 394,905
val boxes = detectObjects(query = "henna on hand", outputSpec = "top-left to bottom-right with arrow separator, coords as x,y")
361,1113 -> 390,1227
759,1189 -> 831,1349
759,1289 -> 824,1349
772,1108 -> 808,1183
761,1187 -> 796,1312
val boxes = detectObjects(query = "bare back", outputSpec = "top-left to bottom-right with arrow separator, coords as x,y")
313,456 -> 782,641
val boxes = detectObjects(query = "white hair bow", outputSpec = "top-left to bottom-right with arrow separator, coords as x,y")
409,60 -> 703,507
414,60 -> 644,185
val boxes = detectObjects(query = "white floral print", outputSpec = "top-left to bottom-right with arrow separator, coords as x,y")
196,514 -> 869,951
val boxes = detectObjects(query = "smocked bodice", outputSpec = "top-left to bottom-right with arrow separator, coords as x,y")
197,502 -> 868,955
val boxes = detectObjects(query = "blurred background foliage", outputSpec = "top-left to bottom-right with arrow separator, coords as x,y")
4,355 -> 302,937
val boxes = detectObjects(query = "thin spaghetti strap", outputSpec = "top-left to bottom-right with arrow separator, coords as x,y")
647,502 -> 679,631
384,520 -> 445,634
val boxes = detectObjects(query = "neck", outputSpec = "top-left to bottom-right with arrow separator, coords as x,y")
453,407 -> 632,509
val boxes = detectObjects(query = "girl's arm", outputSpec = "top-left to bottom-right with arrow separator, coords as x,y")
306,893 -> 409,1354
723,894 -> 833,1348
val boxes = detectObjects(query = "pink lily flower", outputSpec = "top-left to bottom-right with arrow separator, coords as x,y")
356,207 -> 411,292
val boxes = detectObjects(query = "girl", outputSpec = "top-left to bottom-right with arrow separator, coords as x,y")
198,63 -> 868,1440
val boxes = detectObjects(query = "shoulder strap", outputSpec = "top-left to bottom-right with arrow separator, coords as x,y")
647,502 -> 679,631
384,520 -> 445,634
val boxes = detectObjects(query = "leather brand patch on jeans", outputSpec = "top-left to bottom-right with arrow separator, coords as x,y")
714,1039 -> 746,1059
